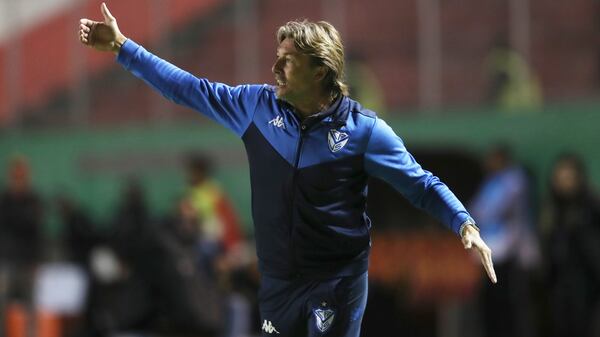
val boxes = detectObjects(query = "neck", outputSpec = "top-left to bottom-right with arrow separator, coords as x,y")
293,92 -> 335,119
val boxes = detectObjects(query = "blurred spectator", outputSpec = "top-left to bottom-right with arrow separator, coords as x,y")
184,154 -> 254,337
81,180 -> 156,336
110,178 -> 153,266
57,194 -> 98,268
486,37 -> 542,112
470,144 -> 539,337
346,50 -> 386,115
84,179 -> 223,336
158,198 -> 225,336
85,244 -> 154,337
539,153 -> 600,337
0,155 -> 43,268
0,155 -> 44,332
185,154 -> 245,275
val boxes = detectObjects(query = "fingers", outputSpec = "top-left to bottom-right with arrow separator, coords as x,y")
462,235 -> 473,249
479,247 -> 497,283
101,2 -> 116,22
78,21 -> 95,45
79,20 -> 95,45
80,18 -> 95,27
464,232 -> 497,284
79,23 -> 90,45
79,32 -> 89,45
473,238 -> 497,284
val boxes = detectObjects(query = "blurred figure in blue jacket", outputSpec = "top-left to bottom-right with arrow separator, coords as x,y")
471,144 -> 539,337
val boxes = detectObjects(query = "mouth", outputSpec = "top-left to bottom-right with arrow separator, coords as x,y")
275,78 -> 286,87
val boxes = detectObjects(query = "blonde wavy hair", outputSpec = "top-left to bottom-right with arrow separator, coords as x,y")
277,20 -> 349,98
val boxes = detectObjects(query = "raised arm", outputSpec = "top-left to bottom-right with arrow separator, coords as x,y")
78,3 -> 262,137
364,118 -> 497,283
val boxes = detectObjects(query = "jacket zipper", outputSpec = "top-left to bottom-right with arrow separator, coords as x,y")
289,122 -> 307,277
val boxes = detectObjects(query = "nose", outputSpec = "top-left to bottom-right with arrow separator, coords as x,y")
272,58 -> 283,75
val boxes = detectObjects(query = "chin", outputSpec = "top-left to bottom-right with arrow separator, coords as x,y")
275,86 -> 288,99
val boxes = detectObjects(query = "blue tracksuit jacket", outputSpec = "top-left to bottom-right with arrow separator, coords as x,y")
118,40 -> 473,280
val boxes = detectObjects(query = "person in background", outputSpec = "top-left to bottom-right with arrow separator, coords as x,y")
345,50 -> 386,116
87,179 -> 224,336
486,37 -> 543,112
0,155 -> 44,331
57,194 -> 98,269
185,154 -> 245,276
540,153 -> 600,337
470,144 -> 539,337
184,154 -> 252,337
110,178 -> 154,267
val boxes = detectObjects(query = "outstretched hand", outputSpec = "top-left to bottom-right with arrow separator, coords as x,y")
79,2 -> 126,54
462,225 -> 497,283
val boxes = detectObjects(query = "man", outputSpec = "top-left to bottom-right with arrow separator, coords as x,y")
470,145 -> 538,337
0,156 -> 43,327
541,153 -> 600,337
79,4 -> 496,336
184,154 -> 243,263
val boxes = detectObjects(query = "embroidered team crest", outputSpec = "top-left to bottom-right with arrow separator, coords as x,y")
314,308 -> 335,333
327,129 -> 349,153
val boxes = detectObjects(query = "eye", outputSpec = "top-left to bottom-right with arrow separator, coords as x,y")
275,55 -> 288,64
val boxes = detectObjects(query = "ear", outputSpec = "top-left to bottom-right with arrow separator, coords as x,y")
313,66 -> 328,82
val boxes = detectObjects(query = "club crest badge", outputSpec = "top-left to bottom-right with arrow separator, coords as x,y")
314,308 -> 335,333
328,129 -> 349,153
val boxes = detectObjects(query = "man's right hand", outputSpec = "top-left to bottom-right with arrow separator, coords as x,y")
79,2 -> 127,54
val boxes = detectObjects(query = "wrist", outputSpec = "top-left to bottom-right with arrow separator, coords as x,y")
112,34 -> 127,54
459,218 -> 479,238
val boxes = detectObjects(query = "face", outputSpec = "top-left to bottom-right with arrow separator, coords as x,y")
484,151 -> 505,174
552,161 -> 580,197
8,159 -> 30,194
272,38 -> 323,106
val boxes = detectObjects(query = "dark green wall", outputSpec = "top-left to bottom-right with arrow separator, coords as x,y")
390,103 -> 600,197
0,121 -> 249,235
1,102 -> 599,235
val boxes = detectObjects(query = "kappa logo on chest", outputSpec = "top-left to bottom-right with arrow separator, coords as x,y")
268,115 -> 286,129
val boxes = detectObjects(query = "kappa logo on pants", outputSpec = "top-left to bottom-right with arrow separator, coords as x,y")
262,320 -> 280,334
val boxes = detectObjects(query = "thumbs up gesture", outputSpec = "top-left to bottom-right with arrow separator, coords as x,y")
79,2 -> 127,54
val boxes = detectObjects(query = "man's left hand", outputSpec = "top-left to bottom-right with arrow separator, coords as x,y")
461,225 -> 497,283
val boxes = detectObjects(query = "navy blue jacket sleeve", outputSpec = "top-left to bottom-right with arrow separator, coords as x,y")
364,118 -> 471,235
116,39 -> 261,137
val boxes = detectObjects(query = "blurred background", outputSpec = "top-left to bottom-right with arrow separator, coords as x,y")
1,0 -> 600,336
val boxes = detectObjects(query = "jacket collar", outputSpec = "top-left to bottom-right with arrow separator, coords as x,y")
278,95 -> 350,130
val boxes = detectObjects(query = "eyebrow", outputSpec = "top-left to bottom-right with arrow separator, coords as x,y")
277,49 -> 299,57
